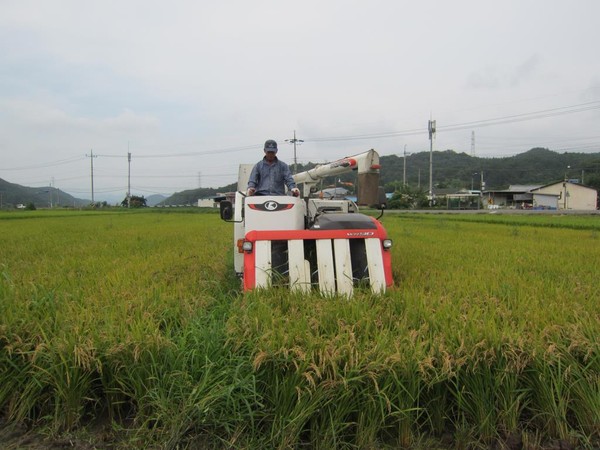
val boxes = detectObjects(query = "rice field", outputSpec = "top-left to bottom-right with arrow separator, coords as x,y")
0,209 -> 598,449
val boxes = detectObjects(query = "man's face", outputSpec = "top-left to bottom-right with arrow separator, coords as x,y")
264,150 -> 277,162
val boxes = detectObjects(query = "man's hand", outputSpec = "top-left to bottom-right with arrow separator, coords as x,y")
247,188 -> 256,196
291,188 -> 300,197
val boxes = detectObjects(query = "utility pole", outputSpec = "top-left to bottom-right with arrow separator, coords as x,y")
127,149 -> 132,208
52,176 -> 60,206
403,144 -> 407,186
49,178 -> 53,208
285,130 -> 304,174
87,150 -> 97,204
428,119 -> 436,206
563,165 -> 570,210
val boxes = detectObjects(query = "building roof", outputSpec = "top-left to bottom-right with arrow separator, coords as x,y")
483,185 -> 542,194
508,184 -> 542,192
530,180 -> 598,192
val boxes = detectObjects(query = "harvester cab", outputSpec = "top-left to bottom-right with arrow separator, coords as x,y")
220,149 -> 393,296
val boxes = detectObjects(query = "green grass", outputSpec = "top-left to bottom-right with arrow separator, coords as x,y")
387,210 -> 600,231
0,209 -> 598,448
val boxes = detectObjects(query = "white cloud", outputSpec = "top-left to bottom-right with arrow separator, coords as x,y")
466,55 -> 542,90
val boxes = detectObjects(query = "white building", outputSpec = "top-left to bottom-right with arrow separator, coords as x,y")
197,193 -> 230,208
531,181 -> 597,210
198,198 -> 217,208
483,182 -> 597,210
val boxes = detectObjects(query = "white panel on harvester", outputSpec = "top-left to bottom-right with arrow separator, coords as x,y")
244,196 -> 305,232
316,239 -> 336,296
254,240 -> 272,288
288,239 -> 311,293
333,239 -> 353,297
365,238 -> 385,293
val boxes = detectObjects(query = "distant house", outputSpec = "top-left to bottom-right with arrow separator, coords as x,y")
482,185 -> 541,209
197,193 -> 231,208
483,182 -> 597,210
198,198 -> 218,208
531,181 -> 597,210
427,188 -> 474,208
446,189 -> 482,209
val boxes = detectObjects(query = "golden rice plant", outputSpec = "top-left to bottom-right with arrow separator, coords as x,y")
1,210 -> 598,448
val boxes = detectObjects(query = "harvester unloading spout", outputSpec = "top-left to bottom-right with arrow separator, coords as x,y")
293,148 -> 382,206
220,149 -> 393,296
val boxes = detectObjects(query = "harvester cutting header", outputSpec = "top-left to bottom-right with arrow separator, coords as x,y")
220,145 -> 393,297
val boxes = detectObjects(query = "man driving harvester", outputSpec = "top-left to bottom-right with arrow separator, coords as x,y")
247,139 -> 300,197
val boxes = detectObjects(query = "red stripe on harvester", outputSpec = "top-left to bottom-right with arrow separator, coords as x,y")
243,251 -> 256,291
244,218 -> 388,242
382,247 -> 393,287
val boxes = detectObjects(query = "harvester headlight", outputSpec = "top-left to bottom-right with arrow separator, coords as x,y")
242,241 -> 253,252
382,239 -> 393,249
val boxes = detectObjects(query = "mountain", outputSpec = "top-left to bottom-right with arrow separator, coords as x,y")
146,194 -> 168,207
0,178 -> 89,208
160,183 -> 237,206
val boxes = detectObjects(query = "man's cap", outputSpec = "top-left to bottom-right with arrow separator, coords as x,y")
264,139 -> 278,153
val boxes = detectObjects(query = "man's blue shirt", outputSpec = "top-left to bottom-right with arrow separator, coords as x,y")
247,157 -> 296,195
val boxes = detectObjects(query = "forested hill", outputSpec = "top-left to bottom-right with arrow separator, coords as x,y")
378,147 -> 600,191
0,178 -> 88,208
163,183 -> 237,206
162,147 -> 600,205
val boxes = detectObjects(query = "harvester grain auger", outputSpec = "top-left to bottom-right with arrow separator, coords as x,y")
219,149 -> 393,296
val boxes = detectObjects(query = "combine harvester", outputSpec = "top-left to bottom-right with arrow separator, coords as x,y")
219,149 -> 393,296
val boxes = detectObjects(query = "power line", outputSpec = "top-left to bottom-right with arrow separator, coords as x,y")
302,100 -> 600,143
438,101 -> 600,133
95,143 -> 261,159
1,156 -> 86,171
89,173 -> 237,179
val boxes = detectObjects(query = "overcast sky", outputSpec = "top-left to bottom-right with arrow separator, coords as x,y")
1,0 -> 599,201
